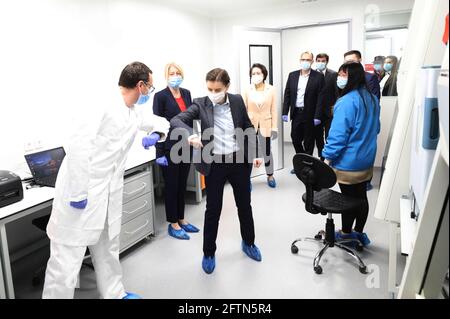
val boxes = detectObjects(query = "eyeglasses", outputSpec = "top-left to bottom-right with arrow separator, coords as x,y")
142,81 -> 155,94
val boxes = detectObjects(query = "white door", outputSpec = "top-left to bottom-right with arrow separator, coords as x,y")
235,28 -> 284,176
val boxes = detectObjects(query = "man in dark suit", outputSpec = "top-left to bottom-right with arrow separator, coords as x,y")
282,51 -> 325,162
372,55 -> 386,83
344,50 -> 381,100
314,53 -> 338,160
171,68 -> 263,275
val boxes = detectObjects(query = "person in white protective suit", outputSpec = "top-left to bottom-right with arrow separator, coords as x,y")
42,62 -> 170,299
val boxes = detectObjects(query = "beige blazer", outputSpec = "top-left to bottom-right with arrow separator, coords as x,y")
242,84 -> 277,137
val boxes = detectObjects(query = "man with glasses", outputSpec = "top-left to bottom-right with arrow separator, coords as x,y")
43,62 -> 169,299
282,51 -> 325,170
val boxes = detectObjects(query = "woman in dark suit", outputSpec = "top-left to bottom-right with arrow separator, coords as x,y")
153,62 -> 199,240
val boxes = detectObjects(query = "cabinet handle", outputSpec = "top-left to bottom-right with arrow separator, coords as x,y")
123,182 -> 147,196
125,220 -> 150,235
123,201 -> 148,215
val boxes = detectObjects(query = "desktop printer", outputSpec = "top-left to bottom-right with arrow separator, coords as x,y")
0,170 -> 23,208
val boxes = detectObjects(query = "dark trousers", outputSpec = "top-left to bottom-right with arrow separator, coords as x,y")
323,117 -> 332,141
314,118 -> 332,159
291,111 -> 315,155
203,162 -> 255,257
161,159 -> 191,223
339,182 -> 369,233
314,123 -> 325,159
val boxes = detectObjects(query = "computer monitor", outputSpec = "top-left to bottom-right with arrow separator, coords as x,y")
24,147 -> 66,187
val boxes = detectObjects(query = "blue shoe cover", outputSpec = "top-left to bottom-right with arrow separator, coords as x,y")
122,292 -> 141,299
202,256 -> 215,274
267,177 -> 276,188
168,224 -> 190,240
355,232 -> 371,246
180,223 -> 200,233
242,241 -> 262,261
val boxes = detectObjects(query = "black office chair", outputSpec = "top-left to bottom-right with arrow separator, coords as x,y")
291,153 -> 368,275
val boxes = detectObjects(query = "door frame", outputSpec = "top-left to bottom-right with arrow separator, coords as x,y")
234,26 -> 285,171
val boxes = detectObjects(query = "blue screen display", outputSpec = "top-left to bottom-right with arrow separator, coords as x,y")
26,148 -> 65,179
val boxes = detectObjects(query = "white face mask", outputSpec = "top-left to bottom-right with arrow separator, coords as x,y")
208,91 -> 226,105
336,76 -> 348,89
251,74 -> 264,85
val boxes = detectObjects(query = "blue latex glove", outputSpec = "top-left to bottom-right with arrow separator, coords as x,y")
70,199 -> 88,210
142,132 -> 161,149
314,119 -> 321,126
156,156 -> 169,167
282,115 -> 289,122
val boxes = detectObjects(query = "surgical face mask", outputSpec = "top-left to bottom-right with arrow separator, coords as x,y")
168,75 -> 183,89
336,76 -> 348,89
251,74 -> 264,85
300,61 -> 312,71
208,91 -> 226,105
136,84 -> 153,105
383,63 -> 393,72
373,64 -> 383,72
316,62 -> 327,71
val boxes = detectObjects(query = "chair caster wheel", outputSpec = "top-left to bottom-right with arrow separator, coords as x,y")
314,233 -> 322,240
356,245 -> 364,252
291,245 -> 299,254
359,266 -> 367,274
314,266 -> 323,274
32,276 -> 41,287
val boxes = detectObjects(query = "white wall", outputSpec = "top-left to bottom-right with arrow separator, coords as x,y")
366,28 -> 409,61
0,0 -> 213,172
212,0 -> 415,92
0,0 -> 416,173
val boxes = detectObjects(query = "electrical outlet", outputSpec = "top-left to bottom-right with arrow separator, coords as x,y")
24,140 -> 44,153
24,141 -> 34,153
35,140 -> 43,150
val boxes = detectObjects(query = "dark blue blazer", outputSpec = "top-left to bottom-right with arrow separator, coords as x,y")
365,72 -> 381,100
153,87 -> 192,157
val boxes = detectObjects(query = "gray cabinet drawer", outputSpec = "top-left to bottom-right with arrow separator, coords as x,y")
120,212 -> 153,252
123,171 -> 152,203
122,193 -> 152,224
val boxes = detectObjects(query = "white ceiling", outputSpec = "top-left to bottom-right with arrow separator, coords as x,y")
154,0 -> 323,18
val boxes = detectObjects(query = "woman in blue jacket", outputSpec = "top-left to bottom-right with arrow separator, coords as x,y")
322,62 -> 380,246
153,63 -> 199,240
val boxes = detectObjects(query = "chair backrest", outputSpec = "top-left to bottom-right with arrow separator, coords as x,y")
292,153 -> 337,214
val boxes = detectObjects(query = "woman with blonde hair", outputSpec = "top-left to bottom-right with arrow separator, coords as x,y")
153,62 -> 199,240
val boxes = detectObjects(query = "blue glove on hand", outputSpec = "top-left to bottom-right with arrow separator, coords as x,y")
70,199 -> 88,210
156,156 -> 169,167
142,133 -> 161,149
314,119 -> 321,126
282,115 -> 289,122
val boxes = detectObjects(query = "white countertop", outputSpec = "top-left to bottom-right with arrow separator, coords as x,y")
0,185 -> 54,220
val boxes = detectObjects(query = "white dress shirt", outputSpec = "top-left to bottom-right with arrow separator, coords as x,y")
213,96 -> 239,155
296,72 -> 310,108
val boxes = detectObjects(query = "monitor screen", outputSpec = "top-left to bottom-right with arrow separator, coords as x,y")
25,147 -> 66,179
